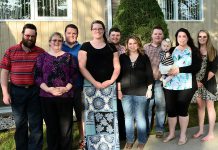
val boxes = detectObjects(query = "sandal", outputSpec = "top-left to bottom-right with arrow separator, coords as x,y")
125,143 -> 133,149
137,143 -> 145,150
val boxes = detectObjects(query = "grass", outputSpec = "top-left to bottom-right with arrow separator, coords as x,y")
0,102 -> 218,149
0,123 -> 80,150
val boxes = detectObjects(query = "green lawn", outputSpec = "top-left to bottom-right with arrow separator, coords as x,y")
0,102 -> 218,149
0,123 -> 80,150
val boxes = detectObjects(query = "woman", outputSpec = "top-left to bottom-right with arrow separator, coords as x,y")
78,20 -> 120,149
35,32 -> 77,150
117,36 -> 153,149
192,30 -> 217,141
163,28 -> 202,145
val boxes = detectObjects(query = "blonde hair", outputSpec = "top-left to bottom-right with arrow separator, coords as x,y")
198,30 -> 217,61
49,32 -> 64,42
125,35 -> 144,55
161,38 -> 171,46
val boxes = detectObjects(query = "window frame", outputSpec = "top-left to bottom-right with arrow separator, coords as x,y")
0,0 -> 72,21
158,0 -> 204,21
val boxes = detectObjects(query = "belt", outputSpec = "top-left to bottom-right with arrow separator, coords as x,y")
11,83 -> 35,89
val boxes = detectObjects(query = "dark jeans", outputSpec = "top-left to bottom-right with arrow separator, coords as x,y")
41,97 -> 73,150
72,88 -> 84,121
10,84 -> 43,150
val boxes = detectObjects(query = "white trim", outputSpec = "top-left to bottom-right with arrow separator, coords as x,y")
107,0 -> 112,31
34,0 -> 72,21
158,0 -> 203,21
0,0 -> 72,22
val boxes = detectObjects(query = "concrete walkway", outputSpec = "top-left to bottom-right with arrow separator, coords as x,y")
120,123 -> 218,150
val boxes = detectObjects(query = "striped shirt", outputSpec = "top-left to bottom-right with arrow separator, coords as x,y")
159,51 -> 174,66
144,43 -> 162,80
0,42 -> 44,85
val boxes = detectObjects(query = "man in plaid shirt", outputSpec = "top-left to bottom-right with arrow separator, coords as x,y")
144,26 -> 166,138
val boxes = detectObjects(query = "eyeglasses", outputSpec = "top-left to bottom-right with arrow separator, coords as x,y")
24,34 -> 36,38
198,36 -> 207,38
92,28 -> 104,31
51,39 -> 63,43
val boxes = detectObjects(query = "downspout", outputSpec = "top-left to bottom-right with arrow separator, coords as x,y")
107,0 -> 112,32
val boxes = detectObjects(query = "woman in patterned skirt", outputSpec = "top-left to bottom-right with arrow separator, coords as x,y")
78,20 -> 120,149
192,30 -> 217,141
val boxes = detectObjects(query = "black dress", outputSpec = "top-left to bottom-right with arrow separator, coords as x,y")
192,55 -> 218,102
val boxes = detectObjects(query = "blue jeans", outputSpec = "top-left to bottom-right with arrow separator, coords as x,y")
147,80 -> 166,133
10,84 -> 43,150
121,95 -> 148,144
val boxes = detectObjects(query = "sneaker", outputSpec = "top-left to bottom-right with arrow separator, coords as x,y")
156,131 -> 164,138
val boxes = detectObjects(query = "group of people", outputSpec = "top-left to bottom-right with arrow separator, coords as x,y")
0,20 -> 217,150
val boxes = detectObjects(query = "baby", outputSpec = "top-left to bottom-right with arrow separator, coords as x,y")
159,38 -> 175,86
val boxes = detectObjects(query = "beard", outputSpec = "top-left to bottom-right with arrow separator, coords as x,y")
22,37 -> 36,49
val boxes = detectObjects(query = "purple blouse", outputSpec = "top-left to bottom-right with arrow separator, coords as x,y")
35,52 -> 77,98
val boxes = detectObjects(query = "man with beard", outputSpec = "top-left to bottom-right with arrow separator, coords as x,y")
0,24 -> 44,150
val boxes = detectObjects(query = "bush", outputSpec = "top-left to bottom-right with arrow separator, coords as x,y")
113,0 -> 169,44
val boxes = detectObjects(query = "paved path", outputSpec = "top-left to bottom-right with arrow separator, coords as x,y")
120,123 -> 218,150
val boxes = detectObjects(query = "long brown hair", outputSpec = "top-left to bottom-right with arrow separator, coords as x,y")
198,30 -> 217,61
125,35 -> 144,56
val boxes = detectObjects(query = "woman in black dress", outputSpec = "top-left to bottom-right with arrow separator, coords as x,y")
192,30 -> 217,141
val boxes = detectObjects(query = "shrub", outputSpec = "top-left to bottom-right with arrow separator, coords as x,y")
113,0 -> 169,44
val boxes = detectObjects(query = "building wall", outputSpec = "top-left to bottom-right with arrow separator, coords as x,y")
166,0 -> 218,48
0,0 -> 107,57
112,0 -> 218,49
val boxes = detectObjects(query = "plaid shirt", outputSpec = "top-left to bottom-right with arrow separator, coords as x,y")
144,43 -> 162,80
115,44 -> 126,56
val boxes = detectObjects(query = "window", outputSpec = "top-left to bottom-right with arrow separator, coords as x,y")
0,0 -> 72,21
157,0 -> 203,21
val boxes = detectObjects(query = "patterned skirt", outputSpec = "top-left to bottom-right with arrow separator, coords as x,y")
191,86 -> 218,103
83,79 -> 120,150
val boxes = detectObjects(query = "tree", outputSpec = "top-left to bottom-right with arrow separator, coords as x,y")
113,0 -> 168,44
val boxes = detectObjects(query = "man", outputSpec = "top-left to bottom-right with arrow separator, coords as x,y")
144,26 -> 166,138
62,24 -> 84,148
108,27 -> 126,141
109,27 -> 126,55
0,24 -> 44,150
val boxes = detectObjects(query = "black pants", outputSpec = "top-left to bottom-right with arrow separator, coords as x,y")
72,88 -> 84,121
41,97 -> 73,150
10,85 -> 43,150
117,98 -> 126,140
164,87 -> 196,117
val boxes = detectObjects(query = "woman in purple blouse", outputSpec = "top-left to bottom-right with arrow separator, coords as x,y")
35,32 -> 77,150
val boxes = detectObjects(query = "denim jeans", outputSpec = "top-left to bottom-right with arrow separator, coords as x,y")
121,95 -> 148,144
147,80 -> 166,133
10,85 -> 43,150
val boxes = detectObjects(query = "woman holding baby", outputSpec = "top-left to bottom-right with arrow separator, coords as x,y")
163,28 -> 202,145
